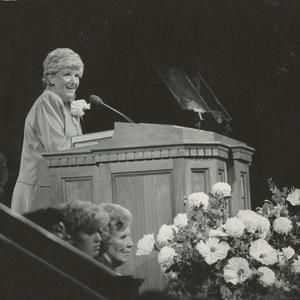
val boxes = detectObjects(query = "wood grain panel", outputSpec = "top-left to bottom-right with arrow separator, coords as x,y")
191,168 -> 210,193
62,176 -> 93,203
112,171 -> 174,291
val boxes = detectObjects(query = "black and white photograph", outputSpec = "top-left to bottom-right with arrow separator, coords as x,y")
0,0 -> 299,299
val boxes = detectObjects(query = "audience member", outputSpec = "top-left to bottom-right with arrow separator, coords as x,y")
61,200 -> 109,258
96,203 -> 133,271
23,207 -> 70,241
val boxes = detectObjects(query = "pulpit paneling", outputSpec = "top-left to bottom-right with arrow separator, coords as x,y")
110,160 -> 174,290
62,176 -> 93,203
187,159 -> 228,194
186,159 -> 215,194
228,160 -> 252,215
49,165 -> 96,206
191,167 -> 210,193
44,123 -> 255,292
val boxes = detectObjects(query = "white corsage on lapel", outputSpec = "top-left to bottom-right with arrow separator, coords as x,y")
71,99 -> 91,117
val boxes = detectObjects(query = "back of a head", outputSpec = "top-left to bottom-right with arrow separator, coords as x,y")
23,207 -> 63,232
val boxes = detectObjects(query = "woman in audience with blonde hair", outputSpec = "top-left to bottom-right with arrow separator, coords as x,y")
12,48 -> 89,214
96,203 -> 134,271
62,201 -> 108,258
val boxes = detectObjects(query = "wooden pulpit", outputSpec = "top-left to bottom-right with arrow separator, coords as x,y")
42,122 -> 254,291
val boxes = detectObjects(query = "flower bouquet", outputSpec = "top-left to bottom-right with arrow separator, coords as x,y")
136,182 -> 300,300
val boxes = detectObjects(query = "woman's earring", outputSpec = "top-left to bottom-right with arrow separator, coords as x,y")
49,82 -> 55,87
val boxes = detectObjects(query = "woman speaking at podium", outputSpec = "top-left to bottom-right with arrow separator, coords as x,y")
11,48 -> 90,214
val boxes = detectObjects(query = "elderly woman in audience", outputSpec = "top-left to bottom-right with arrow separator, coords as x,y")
62,201 -> 109,258
96,203 -> 134,271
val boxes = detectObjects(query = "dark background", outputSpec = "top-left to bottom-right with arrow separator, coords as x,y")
0,0 -> 299,208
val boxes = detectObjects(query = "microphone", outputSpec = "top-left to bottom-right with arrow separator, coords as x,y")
88,95 -> 135,124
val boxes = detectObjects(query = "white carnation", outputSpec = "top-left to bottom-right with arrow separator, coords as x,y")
157,224 -> 177,244
158,246 -> 177,270
212,182 -> 231,197
273,217 -> 292,234
237,210 -> 261,233
277,246 -> 295,265
173,213 -> 188,228
187,192 -> 209,210
237,210 -> 270,236
258,267 -> 276,287
223,217 -> 245,237
71,99 -> 91,117
136,233 -> 155,256
282,246 -> 295,260
253,215 -> 270,238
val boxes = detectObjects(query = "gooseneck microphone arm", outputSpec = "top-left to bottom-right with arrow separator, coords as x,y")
89,95 -> 135,124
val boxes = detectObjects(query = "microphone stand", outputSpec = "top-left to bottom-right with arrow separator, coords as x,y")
100,101 -> 135,124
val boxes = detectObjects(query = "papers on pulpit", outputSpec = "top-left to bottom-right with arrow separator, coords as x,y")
71,130 -> 114,148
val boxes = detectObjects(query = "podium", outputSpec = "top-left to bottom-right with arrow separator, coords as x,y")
43,122 -> 254,290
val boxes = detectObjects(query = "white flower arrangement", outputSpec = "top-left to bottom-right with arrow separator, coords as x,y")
173,213 -> 188,228
157,246 -> 177,271
223,257 -> 252,285
277,246 -> 295,265
136,234 -> 155,256
70,99 -> 91,117
287,189 -> 300,206
249,239 -> 277,265
223,217 -> 245,237
185,192 -> 209,210
212,182 -> 231,197
291,256 -> 300,273
209,228 -> 228,237
258,267 -> 276,287
273,217 -> 293,234
136,180 -> 300,299
196,238 -> 230,265
156,224 -> 177,244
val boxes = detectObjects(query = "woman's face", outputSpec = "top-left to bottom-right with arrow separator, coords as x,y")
49,67 -> 81,101
73,230 -> 101,258
106,226 -> 133,268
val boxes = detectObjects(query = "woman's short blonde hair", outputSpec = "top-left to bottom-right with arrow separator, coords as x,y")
61,200 -> 108,238
42,48 -> 84,85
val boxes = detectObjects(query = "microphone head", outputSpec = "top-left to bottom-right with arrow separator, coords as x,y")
89,95 -> 105,105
